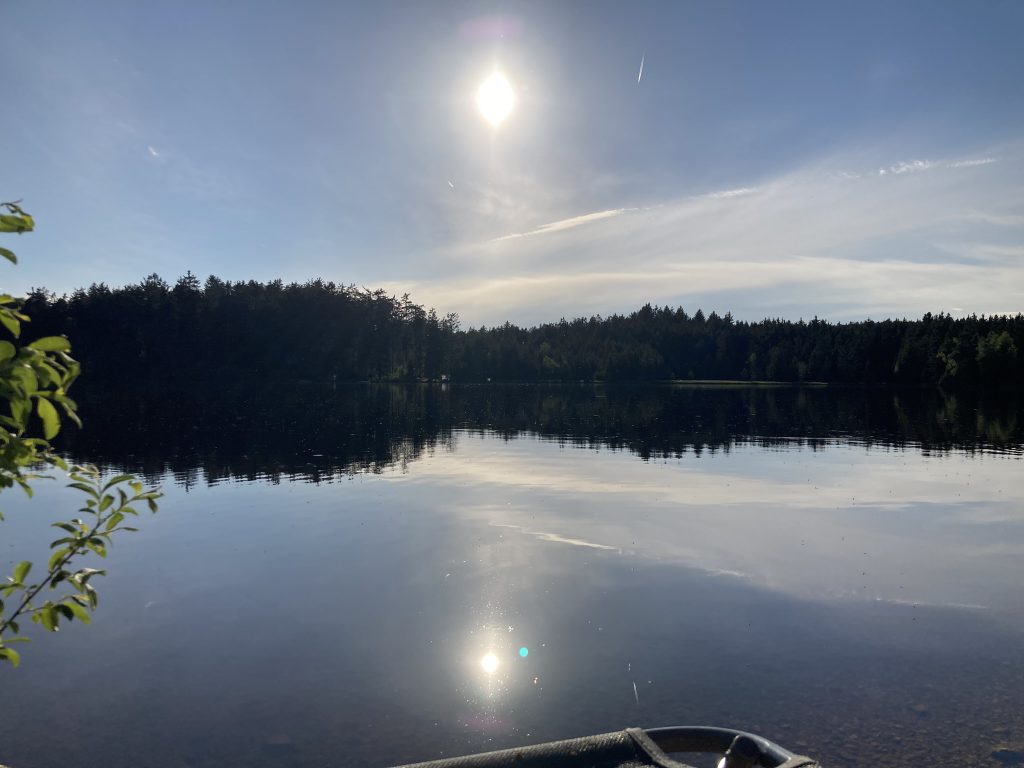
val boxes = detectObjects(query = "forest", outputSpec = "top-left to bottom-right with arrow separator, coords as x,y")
20,273 -> 1024,389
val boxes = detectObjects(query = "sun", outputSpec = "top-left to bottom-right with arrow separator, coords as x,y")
477,72 -> 514,127
480,652 -> 499,674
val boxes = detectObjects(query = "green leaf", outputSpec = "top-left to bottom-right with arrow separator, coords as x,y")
10,365 -> 36,393
48,547 -> 69,571
67,481 -> 100,499
10,396 -> 29,429
0,246 -> 17,264
86,539 -> 107,558
54,393 -> 78,410
36,397 -> 60,439
102,474 -> 134,490
76,567 -> 104,582
64,600 -> 91,623
0,214 -> 34,233
0,311 -> 21,338
37,605 -> 58,632
0,340 -> 15,362
0,647 -> 22,667
27,336 -> 71,352
13,560 -> 31,583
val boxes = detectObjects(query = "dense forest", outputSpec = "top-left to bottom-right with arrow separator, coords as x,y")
20,273 -> 1023,389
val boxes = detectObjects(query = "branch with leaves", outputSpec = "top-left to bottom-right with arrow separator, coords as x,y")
0,201 -> 82,502
0,201 -> 161,667
0,466 -> 161,666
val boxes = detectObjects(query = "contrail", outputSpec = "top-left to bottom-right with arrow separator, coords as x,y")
638,52 -> 645,83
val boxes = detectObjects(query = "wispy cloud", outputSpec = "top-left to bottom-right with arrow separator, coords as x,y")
949,157 -> 997,169
960,210 -> 1024,228
377,143 -> 1024,325
879,156 -> 998,175
706,186 -> 758,199
490,207 -> 633,242
879,158 -> 935,175
147,145 -> 160,158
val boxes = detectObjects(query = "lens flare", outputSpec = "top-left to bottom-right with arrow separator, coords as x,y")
481,652 -> 499,673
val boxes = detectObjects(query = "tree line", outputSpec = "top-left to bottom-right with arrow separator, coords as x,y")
21,274 -> 1023,389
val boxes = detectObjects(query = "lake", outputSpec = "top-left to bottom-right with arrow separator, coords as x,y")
1,384 -> 1022,767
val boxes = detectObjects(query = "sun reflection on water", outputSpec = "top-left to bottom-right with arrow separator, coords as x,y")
480,652 -> 499,674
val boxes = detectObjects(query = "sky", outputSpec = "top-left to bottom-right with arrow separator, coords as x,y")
3,0 -> 1023,327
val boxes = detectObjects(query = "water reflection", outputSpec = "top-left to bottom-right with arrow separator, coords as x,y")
0,384 -> 1019,768
57,382 -> 1023,483
400,434 -> 1023,614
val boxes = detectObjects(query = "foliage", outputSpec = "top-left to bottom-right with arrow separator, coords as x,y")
19,276 -> 1024,389
0,203 -> 162,667
25,276 -> 460,385
453,307 -> 1024,386
0,467 -> 160,667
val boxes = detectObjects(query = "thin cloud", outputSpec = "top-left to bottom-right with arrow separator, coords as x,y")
490,207 -> 633,242
379,143 -> 1024,326
706,186 -> 757,199
881,159 -> 935,175
879,156 -> 998,175
961,211 -> 1024,228
383,256 -> 1023,327
147,145 -> 160,158
949,157 -> 997,168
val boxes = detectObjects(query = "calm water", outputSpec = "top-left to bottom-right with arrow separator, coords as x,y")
1,385 -> 1022,767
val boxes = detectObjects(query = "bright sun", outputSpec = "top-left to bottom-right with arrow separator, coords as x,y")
480,652 -> 499,674
477,72 -> 514,126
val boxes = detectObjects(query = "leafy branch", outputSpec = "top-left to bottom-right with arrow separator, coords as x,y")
0,200 -> 34,264
0,200 -> 161,667
0,467 -> 162,666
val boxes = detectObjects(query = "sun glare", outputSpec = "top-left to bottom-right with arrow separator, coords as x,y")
477,72 -> 514,126
480,652 -> 500,674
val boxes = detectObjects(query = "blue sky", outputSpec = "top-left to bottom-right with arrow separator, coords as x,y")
4,0 -> 1023,326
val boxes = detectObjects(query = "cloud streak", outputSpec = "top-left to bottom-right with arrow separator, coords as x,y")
490,207 -> 633,242
377,144 -> 1024,326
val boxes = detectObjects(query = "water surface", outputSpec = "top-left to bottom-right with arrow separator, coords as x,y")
1,385 -> 1021,767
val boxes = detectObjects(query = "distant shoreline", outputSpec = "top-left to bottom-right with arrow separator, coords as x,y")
361,378 -> 832,387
